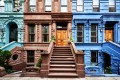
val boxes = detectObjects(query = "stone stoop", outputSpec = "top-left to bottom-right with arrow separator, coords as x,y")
48,46 -> 78,78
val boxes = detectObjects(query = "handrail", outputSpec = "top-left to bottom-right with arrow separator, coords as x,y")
0,41 -> 23,51
48,41 -> 54,53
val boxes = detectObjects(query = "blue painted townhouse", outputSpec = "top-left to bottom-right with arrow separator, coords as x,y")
0,0 -> 24,50
72,0 -> 120,74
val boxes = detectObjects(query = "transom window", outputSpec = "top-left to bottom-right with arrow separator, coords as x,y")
77,0 -> 84,12
91,51 -> 98,63
93,0 -> 99,12
77,24 -> 84,42
45,0 -> 52,12
109,0 -> 116,12
42,25 -> 49,42
29,24 -> 35,42
91,24 -> 97,43
29,0 -> 36,12
61,0 -> 67,12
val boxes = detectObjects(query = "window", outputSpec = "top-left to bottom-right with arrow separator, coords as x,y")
29,24 -> 35,42
91,51 -> 98,63
27,51 -> 34,63
0,0 -> 4,12
61,0 -> 67,12
12,54 -> 18,60
91,24 -> 97,43
42,25 -> 49,42
77,0 -> 84,12
45,0 -> 52,12
29,0 -> 36,12
109,0 -> 116,12
77,24 -> 84,42
93,0 -> 99,12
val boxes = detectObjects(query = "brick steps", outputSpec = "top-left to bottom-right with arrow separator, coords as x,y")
48,46 -> 78,78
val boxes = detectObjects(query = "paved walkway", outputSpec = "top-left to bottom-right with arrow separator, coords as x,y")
0,77 -> 120,80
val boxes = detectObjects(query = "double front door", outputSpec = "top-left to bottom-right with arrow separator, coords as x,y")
56,30 -> 68,46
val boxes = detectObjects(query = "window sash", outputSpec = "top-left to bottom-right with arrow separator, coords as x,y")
29,0 -> 36,12
93,0 -> 99,12
45,0 -> 52,11
91,24 -> 97,43
77,24 -> 84,42
77,0 -> 84,12
61,0 -> 67,12
109,0 -> 116,12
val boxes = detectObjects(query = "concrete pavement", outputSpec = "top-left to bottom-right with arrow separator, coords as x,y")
0,77 -> 120,80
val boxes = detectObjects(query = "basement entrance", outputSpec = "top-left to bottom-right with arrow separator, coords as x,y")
104,53 -> 111,69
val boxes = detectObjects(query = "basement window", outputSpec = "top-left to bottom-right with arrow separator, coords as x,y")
27,50 -> 34,63
91,51 -> 98,63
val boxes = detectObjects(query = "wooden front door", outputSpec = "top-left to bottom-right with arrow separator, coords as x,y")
56,30 -> 68,46
105,30 -> 113,42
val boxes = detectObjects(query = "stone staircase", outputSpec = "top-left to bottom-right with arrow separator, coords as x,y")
48,46 -> 78,78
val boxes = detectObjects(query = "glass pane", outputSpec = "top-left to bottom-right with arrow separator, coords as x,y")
91,37 -> 96,42
77,6 -> 83,12
77,25 -> 83,31
61,0 -> 67,5
45,0 -> 52,5
43,34 -> 49,42
77,32 -> 83,36
61,7 -> 67,12
77,0 -> 83,5
43,25 -> 49,33
29,34 -> 35,42
45,7 -> 51,11
93,7 -> 99,12
30,0 -> 36,5
29,25 -> 35,33
109,0 -> 115,5
0,6 -> 4,12
93,0 -> 99,5
91,32 -> 96,36
77,37 -> 83,42
91,25 -> 97,31
109,7 -> 115,12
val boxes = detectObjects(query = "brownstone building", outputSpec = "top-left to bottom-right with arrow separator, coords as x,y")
20,0 -> 85,77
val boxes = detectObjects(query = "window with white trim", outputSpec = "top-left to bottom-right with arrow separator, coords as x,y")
61,0 -> 67,12
109,0 -> 116,12
29,0 -> 36,12
77,0 -> 84,12
45,0 -> 52,12
91,24 -> 97,43
77,24 -> 84,42
93,0 -> 99,12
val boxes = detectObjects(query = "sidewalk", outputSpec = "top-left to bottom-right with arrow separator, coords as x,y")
0,77 -> 120,80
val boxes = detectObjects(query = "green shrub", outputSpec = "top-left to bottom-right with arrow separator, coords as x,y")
6,69 -> 14,74
36,57 -> 42,68
69,34 -> 75,43
105,66 -> 112,74
0,50 -> 12,69
50,35 -> 55,42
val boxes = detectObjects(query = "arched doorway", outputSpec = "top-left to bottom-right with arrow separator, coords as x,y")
9,23 -> 18,43
6,22 -> 18,43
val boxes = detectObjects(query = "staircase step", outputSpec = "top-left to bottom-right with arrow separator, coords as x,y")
53,50 -> 71,52
50,61 -> 75,64
54,48 -> 71,50
48,73 -> 78,78
50,65 -> 75,68
51,58 -> 74,61
51,56 -> 73,58
52,54 -> 73,56
53,52 -> 72,54
50,68 -> 76,72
